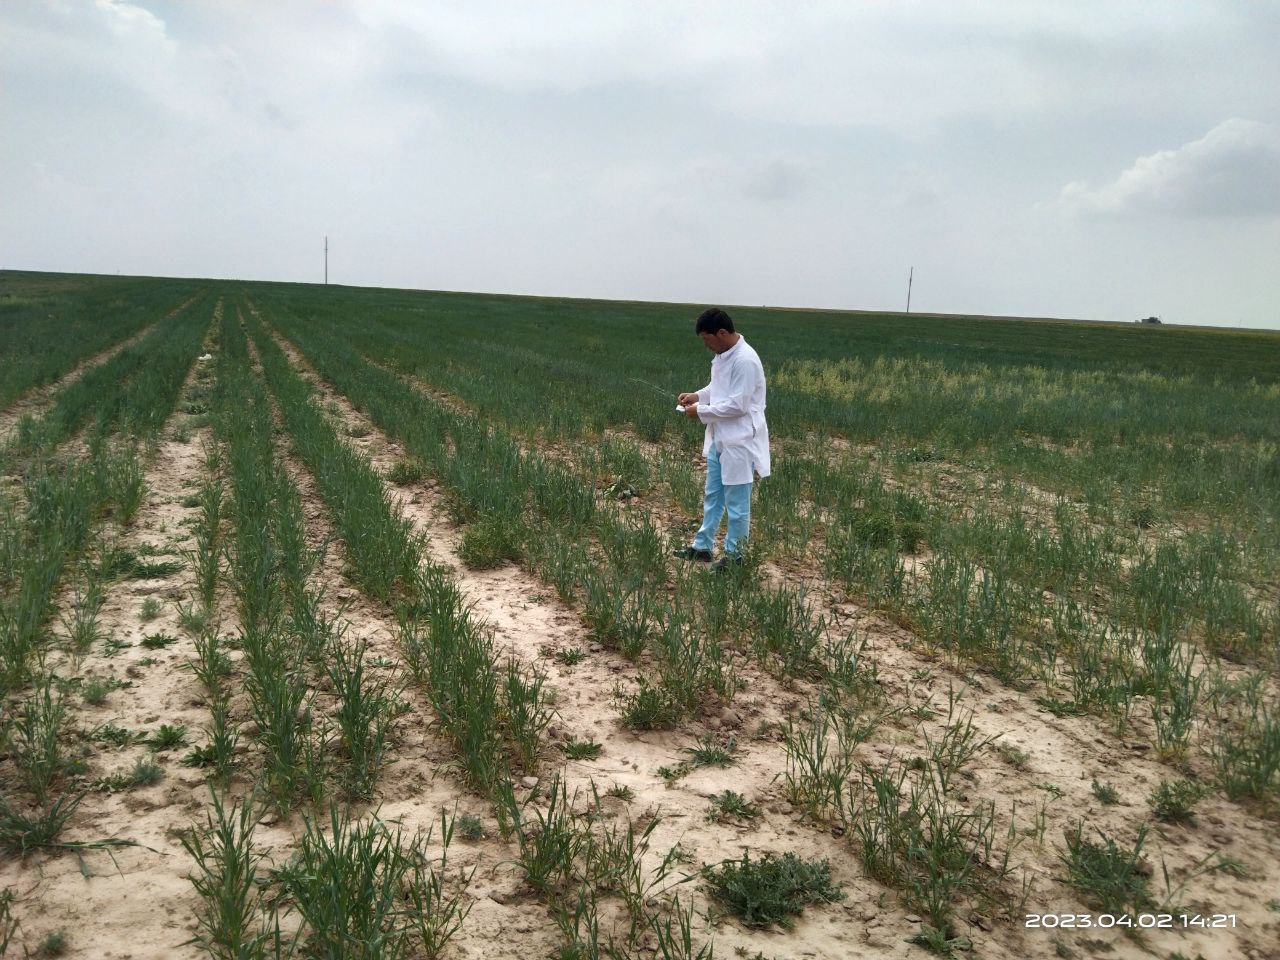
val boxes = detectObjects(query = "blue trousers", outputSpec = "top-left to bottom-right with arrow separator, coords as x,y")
693,445 -> 752,556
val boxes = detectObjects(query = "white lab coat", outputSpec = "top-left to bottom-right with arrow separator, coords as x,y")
696,337 -> 771,486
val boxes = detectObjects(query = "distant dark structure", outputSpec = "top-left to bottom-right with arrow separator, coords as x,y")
1138,316 -> 1162,324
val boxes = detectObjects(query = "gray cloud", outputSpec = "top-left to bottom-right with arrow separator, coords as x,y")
741,159 -> 810,202
1052,119 -> 1280,219
1,1 -> 1278,328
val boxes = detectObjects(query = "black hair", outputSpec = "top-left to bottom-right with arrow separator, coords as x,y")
694,307 -> 734,335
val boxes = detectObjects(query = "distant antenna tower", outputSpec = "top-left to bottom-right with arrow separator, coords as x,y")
324,236 -> 328,285
906,266 -> 914,313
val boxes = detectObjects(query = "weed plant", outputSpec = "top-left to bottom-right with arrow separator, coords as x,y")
701,851 -> 843,930
1150,779 -> 1208,824
91,755 -> 163,792
148,723 -> 189,751
1059,823 -> 1153,914
707,790 -> 760,822
1091,779 -> 1120,805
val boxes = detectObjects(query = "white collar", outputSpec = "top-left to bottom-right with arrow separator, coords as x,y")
715,336 -> 744,361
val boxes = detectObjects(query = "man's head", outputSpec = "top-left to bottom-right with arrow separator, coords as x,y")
695,307 -> 739,354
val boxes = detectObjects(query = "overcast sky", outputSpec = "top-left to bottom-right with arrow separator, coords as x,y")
3,1 -> 1278,329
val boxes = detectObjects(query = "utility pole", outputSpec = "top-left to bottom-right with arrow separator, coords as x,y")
906,266 -> 913,313
324,236 -> 328,285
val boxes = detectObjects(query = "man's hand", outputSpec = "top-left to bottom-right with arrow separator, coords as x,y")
677,392 -> 699,407
683,401 -> 699,419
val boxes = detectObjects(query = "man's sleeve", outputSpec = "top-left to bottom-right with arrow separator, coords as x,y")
696,384 -> 711,404
697,360 -> 751,422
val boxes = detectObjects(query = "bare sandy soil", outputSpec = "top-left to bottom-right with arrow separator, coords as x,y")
2,322 -> 1276,960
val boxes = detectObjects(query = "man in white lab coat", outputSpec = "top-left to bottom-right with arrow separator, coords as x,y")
675,308 -> 770,571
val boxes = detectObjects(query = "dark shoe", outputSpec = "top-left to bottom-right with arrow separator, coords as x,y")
672,546 -> 713,562
711,555 -> 746,573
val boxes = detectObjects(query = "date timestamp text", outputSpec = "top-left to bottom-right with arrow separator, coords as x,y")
1026,914 -> 1237,929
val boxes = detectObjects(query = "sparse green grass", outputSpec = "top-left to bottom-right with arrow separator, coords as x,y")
181,790 -> 275,957
459,515 -> 522,569
272,805 -> 471,958
1150,779 -> 1209,824
386,458 -> 426,485
684,734 -> 736,769
563,738 -> 603,761
176,599 -> 209,635
148,723 -> 189,751
617,679 -> 682,731
1091,778 -> 1120,806
102,548 -> 183,581
1212,854 -> 1247,879
996,743 -> 1030,770
91,755 -> 164,792
553,647 -> 585,666
140,632 -> 178,650
0,891 -> 16,956
0,794 -> 78,855
707,790 -> 760,822
9,678 -> 69,805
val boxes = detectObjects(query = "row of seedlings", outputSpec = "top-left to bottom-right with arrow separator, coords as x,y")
258,295 -> 1083,952
1,294 -> 217,689
260,299 -> 861,727
0,296 -> 218,952
212,305 -> 416,807
245,303 -> 738,958
248,302 -> 911,955
246,303 -> 553,793
519,438 -> 1200,950
3,291 -> 211,462
0,279 -> 202,413
602,420 -> 1280,823
169,303 -> 516,957
425,363 -> 1279,819
247,287 -> 1278,956
321,301 -> 1277,707
179,304 -> 474,958
303,292 -> 1279,545
264,282 -> 1278,685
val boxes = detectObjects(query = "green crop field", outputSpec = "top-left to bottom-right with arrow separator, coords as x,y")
1,269 -> 1278,959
